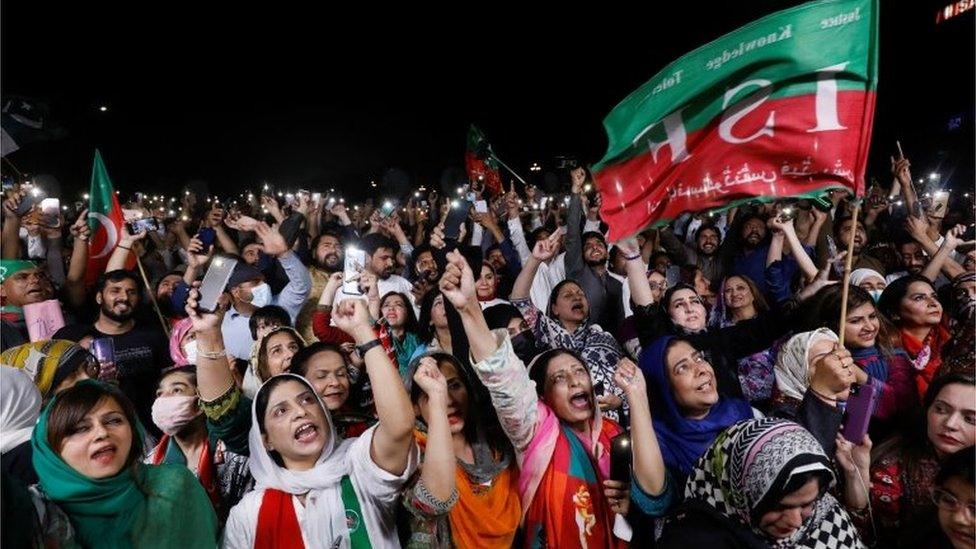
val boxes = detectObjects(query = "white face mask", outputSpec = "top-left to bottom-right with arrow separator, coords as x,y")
183,340 -> 198,364
868,289 -> 883,303
248,282 -> 272,308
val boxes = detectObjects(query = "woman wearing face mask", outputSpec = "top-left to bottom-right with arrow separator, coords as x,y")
186,286 -> 418,546
511,233 -> 627,422
657,418 -> 865,548
811,284 -> 917,435
850,268 -> 887,301
852,374 -> 976,547
148,365 -> 254,522
440,250 -> 669,547
402,354 -> 520,548
878,275 -> 950,399
30,381 -> 218,547
483,304 -> 538,365
290,342 -> 375,439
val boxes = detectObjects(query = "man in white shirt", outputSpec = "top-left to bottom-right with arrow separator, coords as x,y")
335,233 -> 416,314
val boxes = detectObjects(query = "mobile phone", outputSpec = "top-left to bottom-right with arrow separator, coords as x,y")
126,217 -> 160,235
778,207 -> 796,222
196,226 -> 216,249
91,338 -> 118,383
592,381 -> 605,396
311,192 -> 322,204
343,247 -> 366,295
474,200 -> 489,214
609,432 -> 632,482
197,255 -> 238,313
841,378 -> 880,443
39,198 -> 61,227
16,185 -> 44,216
379,200 -> 397,219
443,200 -> 471,240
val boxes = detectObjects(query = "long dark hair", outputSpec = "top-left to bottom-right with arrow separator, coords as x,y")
379,291 -> 420,335
417,290 -> 442,345
877,274 -> 937,326
46,382 -> 143,475
410,353 -> 513,460
812,284 -> 901,355
257,327 -> 305,381
872,373 -> 976,472
527,348 -> 589,397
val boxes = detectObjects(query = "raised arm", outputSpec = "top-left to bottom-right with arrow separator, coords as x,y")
63,210 -> 92,307
185,285 -> 236,401
565,168 -> 586,277
411,358 -> 457,504
511,231 -> 560,301
2,190 -> 26,258
919,223 -> 967,282
333,298 -> 414,475
768,214 -> 818,282
613,359 -> 666,496
106,224 -> 147,272
440,249 -> 539,454
618,237 -> 653,306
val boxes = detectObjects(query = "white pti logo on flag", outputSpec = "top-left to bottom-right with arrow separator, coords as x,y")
89,212 -> 119,259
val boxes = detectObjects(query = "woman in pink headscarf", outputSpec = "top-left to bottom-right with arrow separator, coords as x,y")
169,317 -> 197,366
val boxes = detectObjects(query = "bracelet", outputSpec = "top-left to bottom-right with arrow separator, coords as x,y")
118,245 -> 131,250
356,338 -> 383,357
198,348 -> 227,360
624,253 -> 641,261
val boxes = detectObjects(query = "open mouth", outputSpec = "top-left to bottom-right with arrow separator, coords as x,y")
90,444 -> 117,464
294,422 -> 319,443
571,302 -> 585,312
569,391 -> 590,410
696,379 -> 713,392
447,411 -> 463,425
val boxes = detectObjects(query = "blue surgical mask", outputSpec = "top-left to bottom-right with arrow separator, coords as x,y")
868,289 -> 883,303
248,282 -> 273,308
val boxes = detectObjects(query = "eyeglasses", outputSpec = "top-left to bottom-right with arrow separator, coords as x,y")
932,488 -> 976,519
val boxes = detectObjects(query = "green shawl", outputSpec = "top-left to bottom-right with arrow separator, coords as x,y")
31,380 -> 219,548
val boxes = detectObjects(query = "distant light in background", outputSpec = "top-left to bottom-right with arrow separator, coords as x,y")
98,106 -> 108,112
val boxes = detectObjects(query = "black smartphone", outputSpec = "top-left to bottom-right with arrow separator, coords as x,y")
443,199 -> 471,240
16,186 -> 44,216
197,255 -> 238,313
610,433 -> 632,482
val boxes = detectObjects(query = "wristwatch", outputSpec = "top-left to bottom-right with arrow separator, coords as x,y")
356,339 -> 383,356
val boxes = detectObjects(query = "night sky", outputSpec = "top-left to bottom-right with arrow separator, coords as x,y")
2,1 -> 972,200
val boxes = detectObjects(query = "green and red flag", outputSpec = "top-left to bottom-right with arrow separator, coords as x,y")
465,125 -> 503,195
85,150 -> 131,285
593,0 -> 878,241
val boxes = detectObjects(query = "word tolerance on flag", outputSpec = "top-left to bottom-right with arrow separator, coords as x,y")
592,0 -> 879,241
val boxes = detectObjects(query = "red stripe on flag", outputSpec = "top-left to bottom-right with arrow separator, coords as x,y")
594,90 -> 875,241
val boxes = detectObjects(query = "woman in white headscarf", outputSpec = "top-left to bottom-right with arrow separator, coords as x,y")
849,268 -> 886,302
772,328 -> 868,418
222,373 -> 417,548
1,365 -> 42,485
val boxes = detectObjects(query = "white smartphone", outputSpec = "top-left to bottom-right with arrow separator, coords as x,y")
342,247 -> 366,295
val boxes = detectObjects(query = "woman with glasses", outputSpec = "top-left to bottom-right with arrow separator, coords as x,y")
510,232 -> 627,422
840,374 -> 976,546
929,446 -> 975,549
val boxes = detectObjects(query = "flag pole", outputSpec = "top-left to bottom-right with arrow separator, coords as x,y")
134,252 -> 171,339
837,199 -> 862,348
493,157 -> 529,187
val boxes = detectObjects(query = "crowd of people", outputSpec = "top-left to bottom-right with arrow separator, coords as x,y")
0,155 -> 973,548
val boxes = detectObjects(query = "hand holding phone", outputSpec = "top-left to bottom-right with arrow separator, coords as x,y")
343,247 -> 366,296
841,378 -> 880,443
197,255 -> 238,313
443,200 -> 471,240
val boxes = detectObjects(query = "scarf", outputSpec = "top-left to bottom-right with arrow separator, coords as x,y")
774,329 -> 839,402
640,336 -> 753,477
851,346 -> 889,381
150,434 -> 218,508
168,317 -> 194,366
248,374 -> 360,548
414,430 -> 521,549
522,421 -> 622,549
682,418 -> 865,548
1,339 -> 93,398
850,268 -> 885,288
901,324 -> 949,399
31,380 -> 218,548
0,365 -> 41,453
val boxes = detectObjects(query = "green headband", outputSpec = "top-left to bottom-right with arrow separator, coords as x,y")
0,260 -> 38,283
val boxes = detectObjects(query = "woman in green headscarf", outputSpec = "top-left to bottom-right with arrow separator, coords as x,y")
31,379 -> 219,548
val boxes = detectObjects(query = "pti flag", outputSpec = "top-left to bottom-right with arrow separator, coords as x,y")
465,125 -> 503,195
85,150 -> 129,285
592,0 -> 878,241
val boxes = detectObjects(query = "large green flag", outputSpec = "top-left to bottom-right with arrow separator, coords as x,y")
593,0 -> 879,241
85,150 -> 128,285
